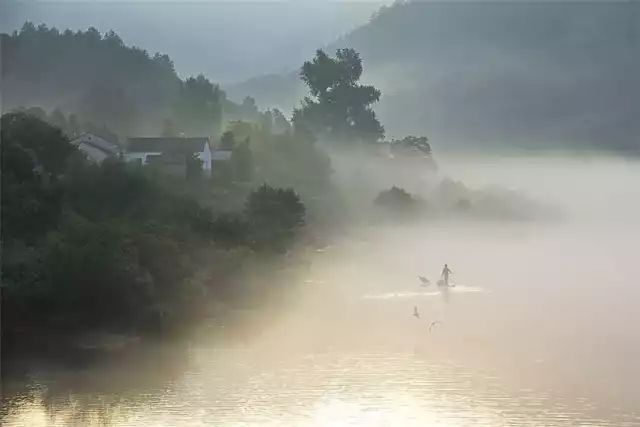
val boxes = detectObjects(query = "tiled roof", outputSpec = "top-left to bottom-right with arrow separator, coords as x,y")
71,133 -> 120,154
127,137 -> 209,154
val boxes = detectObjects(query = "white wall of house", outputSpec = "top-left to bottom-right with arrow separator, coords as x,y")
197,142 -> 212,175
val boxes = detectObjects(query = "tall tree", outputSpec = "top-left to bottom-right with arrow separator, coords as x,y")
231,138 -> 254,182
293,48 -> 384,143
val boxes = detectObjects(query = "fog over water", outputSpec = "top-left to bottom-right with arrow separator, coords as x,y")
3,154 -> 640,426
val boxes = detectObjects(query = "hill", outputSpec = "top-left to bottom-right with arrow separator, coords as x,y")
1,23 -> 263,137
229,1 -> 640,152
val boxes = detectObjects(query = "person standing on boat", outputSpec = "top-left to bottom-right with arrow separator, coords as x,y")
441,264 -> 452,286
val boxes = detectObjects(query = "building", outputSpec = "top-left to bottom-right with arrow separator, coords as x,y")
125,137 -> 213,176
70,133 -> 121,163
211,149 -> 233,163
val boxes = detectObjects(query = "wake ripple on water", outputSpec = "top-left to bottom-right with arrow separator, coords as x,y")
362,285 -> 487,300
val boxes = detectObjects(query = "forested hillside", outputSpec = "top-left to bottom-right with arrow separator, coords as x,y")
1,23 -> 260,137
231,1 -> 640,151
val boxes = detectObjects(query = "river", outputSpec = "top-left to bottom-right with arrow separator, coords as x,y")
3,155 -> 640,426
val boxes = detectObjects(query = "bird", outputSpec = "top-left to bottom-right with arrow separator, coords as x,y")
428,320 -> 443,332
418,276 -> 430,286
413,306 -> 421,319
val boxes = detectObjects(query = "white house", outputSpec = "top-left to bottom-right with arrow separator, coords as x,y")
125,137 -> 213,175
70,133 -> 121,163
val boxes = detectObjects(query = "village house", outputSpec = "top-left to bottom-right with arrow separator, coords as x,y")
125,137 -> 213,176
70,133 -> 121,163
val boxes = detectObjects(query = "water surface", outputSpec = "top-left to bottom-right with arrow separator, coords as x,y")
3,156 -> 640,426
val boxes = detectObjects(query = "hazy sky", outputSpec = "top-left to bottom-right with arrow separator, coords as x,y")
0,0 -> 389,83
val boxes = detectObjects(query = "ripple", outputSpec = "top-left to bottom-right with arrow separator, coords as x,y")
3,350 -> 636,427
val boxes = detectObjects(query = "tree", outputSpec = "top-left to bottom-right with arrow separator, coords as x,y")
1,113 -> 74,242
173,74 -> 223,137
254,122 -> 332,193
220,131 -> 236,150
390,135 -> 431,155
1,112 -> 75,178
375,186 -> 415,208
374,186 -> 420,217
48,108 -> 68,134
271,109 -> 291,134
245,184 -> 305,249
231,138 -> 254,182
240,96 -> 259,122
293,48 -> 384,143
186,153 -> 203,181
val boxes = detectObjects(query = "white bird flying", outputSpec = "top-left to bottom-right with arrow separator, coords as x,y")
428,320 -> 443,332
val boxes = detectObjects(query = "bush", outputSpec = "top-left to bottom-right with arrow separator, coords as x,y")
245,184 -> 305,250
1,112 -> 310,341
375,186 -> 416,209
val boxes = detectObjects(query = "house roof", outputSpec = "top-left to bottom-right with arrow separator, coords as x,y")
71,133 -> 120,155
146,153 -> 185,166
127,137 -> 209,154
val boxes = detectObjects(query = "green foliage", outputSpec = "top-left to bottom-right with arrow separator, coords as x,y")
186,153 -> 204,182
2,23 -> 179,135
1,112 -> 310,338
1,113 -> 73,241
1,24 -> 256,138
1,112 -> 75,177
293,48 -> 384,143
389,135 -> 431,156
245,184 -> 305,250
173,74 -> 223,137
231,139 -> 254,182
374,186 -> 418,213
254,124 -> 332,194
220,130 -> 236,150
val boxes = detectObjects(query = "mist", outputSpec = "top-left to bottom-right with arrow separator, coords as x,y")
0,0 -> 387,83
2,1 -> 640,426
232,1 -> 640,152
5,152 -> 640,425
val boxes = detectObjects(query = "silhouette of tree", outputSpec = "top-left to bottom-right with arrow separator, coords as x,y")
293,48 -> 384,143
231,138 -> 254,182
245,184 -> 305,249
173,74 -> 223,137
220,131 -> 236,150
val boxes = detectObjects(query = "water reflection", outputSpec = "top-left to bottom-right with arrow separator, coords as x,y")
3,346 -> 639,426
3,157 -> 640,426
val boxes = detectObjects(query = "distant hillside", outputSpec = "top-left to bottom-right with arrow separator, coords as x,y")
230,1 -> 640,152
1,23 -> 181,135
0,0 -> 386,83
1,23 -> 262,137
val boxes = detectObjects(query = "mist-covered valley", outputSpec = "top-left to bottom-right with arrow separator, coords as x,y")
4,153 -> 640,426
231,1 -> 640,152
1,1 -> 639,426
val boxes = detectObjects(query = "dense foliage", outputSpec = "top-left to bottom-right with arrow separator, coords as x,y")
1,113 -> 308,342
233,2 -> 639,152
374,186 -> 419,215
245,184 -> 305,250
1,23 -> 260,138
293,48 -> 384,144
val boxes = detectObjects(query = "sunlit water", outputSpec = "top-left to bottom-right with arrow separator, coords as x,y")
3,156 -> 640,426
